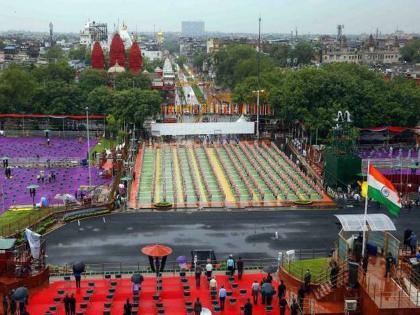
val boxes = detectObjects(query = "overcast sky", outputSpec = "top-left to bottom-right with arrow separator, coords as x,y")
0,0 -> 419,34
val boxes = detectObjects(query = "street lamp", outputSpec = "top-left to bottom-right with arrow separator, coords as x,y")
86,107 -> 92,188
252,89 -> 265,140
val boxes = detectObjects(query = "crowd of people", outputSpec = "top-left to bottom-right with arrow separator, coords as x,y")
2,290 -> 30,315
189,254 -> 305,315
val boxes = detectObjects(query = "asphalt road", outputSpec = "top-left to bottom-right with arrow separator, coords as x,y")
45,206 -> 420,266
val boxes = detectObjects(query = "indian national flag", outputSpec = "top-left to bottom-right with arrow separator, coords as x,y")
367,164 -> 402,216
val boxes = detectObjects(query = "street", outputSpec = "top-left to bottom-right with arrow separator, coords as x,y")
44,206 -> 420,266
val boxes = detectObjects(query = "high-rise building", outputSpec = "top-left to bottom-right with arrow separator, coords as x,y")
181,21 -> 205,37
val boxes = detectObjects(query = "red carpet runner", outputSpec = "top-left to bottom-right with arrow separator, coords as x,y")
28,273 -> 291,314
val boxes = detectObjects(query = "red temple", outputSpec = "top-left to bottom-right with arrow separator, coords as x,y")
109,33 -> 126,67
91,41 -> 105,69
128,42 -> 142,74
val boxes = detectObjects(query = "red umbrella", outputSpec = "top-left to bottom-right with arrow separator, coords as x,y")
141,244 -> 173,257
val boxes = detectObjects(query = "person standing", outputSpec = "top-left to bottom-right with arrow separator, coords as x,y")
195,265 -> 202,288
69,294 -> 76,315
219,285 -> 227,310
251,280 -> 259,304
237,257 -> 244,280
209,277 -> 217,291
298,285 -> 305,310
279,296 -> 288,315
74,270 -> 81,289
385,252 -> 394,278
304,269 -> 312,292
227,255 -> 235,277
205,259 -> 213,281
266,273 -> 273,283
290,298 -> 299,315
409,232 -> 417,255
2,295 -> 8,315
63,294 -> 70,315
9,294 -> 16,315
123,298 -> 132,315
193,298 -> 202,315
278,280 -> 286,299
244,298 -> 253,315
330,263 -> 338,288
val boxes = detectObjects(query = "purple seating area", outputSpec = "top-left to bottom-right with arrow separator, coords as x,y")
0,167 -> 110,213
358,148 -> 419,159
0,136 -> 111,213
0,136 -> 98,160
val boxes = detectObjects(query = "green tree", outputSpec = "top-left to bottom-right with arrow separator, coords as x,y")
68,46 -> 87,61
86,86 -> 114,114
214,44 -> 275,89
32,60 -> 75,83
0,65 -> 37,113
267,44 -> 290,66
400,39 -> 420,63
290,41 -> 315,65
111,89 -> 162,126
32,81 -> 83,114
78,69 -> 108,93
113,72 -> 151,90
143,57 -> 163,72
45,45 -> 65,61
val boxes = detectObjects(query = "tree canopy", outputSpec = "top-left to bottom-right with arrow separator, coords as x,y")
0,61 -> 161,130
400,39 -> 420,63
233,63 -> 420,137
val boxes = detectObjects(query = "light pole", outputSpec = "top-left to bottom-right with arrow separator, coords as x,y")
252,89 -> 265,140
256,16 -> 262,140
86,106 -> 92,188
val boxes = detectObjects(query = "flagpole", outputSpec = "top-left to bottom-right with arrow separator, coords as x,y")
362,159 -> 370,258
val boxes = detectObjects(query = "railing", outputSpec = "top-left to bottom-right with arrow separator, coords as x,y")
0,203 -> 111,238
49,257 -> 279,276
288,291 -> 315,315
361,158 -> 419,171
279,248 -> 333,284
358,266 -> 417,309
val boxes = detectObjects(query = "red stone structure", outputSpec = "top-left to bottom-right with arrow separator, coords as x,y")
129,42 -> 142,74
91,41 -> 105,69
109,33 -> 126,67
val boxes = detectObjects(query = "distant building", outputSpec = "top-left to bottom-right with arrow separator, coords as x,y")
182,21 -> 205,38
180,37 -> 206,57
206,38 -> 222,54
80,21 -> 108,49
321,34 -> 401,65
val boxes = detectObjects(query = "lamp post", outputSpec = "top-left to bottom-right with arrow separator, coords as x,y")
252,89 -> 265,140
86,106 -> 92,188
255,16 -> 262,140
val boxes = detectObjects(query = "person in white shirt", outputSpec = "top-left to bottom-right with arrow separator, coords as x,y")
251,280 -> 260,304
205,259 -> 213,280
209,277 -> 217,290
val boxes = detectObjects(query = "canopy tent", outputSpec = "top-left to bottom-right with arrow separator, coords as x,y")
335,213 -> 396,232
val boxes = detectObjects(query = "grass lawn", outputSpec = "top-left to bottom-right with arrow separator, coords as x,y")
0,207 -> 56,237
90,138 -> 116,162
285,257 -> 330,284
191,85 -> 204,101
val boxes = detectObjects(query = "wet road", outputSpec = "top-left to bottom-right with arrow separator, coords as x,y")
45,206 -> 420,266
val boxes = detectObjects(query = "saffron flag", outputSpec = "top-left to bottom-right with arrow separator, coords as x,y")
367,165 -> 402,216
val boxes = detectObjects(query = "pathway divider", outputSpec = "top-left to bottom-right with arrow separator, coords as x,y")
205,146 -> 235,203
172,146 -> 184,206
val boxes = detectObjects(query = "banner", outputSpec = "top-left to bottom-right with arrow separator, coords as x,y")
24,228 -> 41,259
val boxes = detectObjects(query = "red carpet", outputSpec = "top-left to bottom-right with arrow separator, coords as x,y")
28,273 -> 291,314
